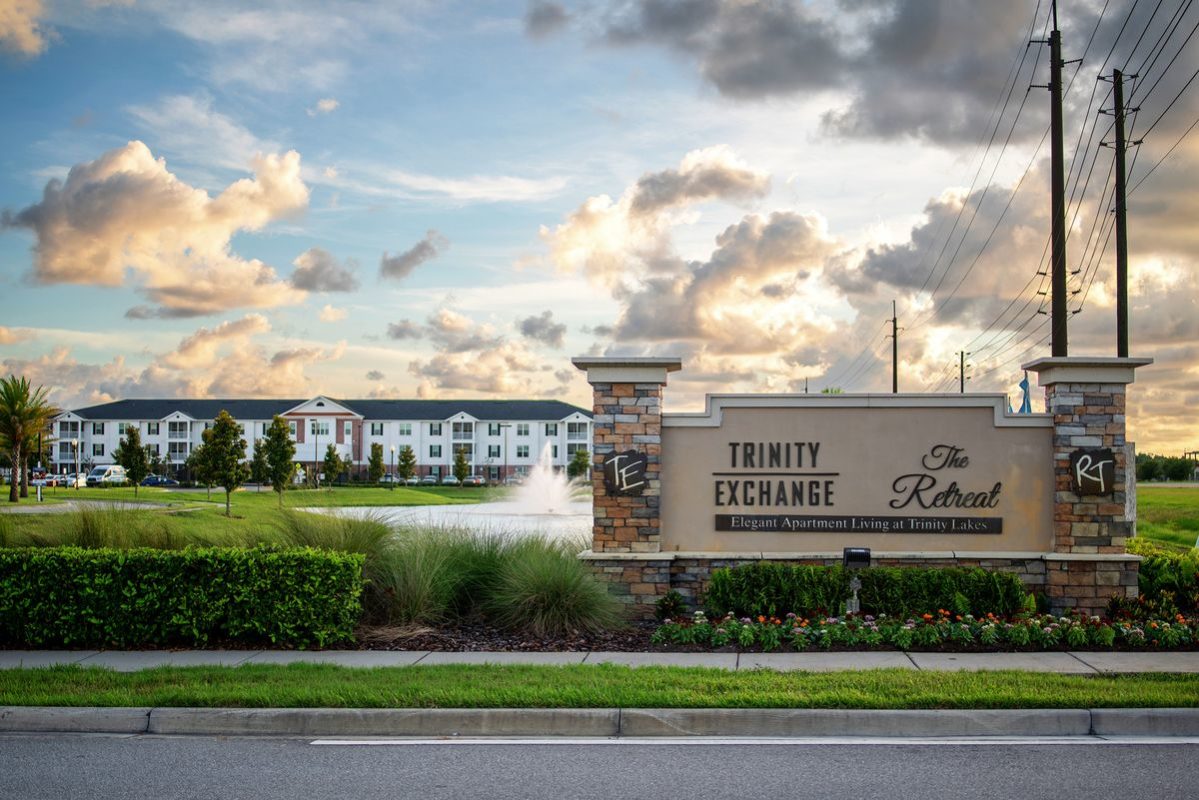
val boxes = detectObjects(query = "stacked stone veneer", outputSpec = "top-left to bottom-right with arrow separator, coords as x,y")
589,381 -> 663,553
1033,361 -> 1150,615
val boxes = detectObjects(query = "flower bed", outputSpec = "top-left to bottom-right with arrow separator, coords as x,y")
651,608 -> 1199,652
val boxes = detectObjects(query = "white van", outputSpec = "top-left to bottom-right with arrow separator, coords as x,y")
86,465 -> 127,487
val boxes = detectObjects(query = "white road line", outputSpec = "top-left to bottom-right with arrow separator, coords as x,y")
310,736 -> 1199,747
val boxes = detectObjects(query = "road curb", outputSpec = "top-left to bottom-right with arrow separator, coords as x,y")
4,706 -> 1199,737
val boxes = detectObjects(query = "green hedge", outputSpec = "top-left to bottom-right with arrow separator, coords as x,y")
704,562 -> 1029,619
0,546 -> 364,648
1124,538 -> 1199,616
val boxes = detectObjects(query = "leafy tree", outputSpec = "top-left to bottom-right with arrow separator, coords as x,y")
567,448 -> 590,480
262,416 -> 297,507
368,442 -> 385,483
204,410 -> 249,517
397,445 -> 417,481
322,443 -> 345,487
453,446 -> 470,483
146,447 -> 164,478
249,439 -> 269,492
186,442 -> 215,500
113,426 -> 150,496
0,376 -> 59,503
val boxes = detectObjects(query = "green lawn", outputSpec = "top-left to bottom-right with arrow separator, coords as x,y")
1136,486 -> 1199,549
0,484 -> 502,543
0,664 -> 1195,709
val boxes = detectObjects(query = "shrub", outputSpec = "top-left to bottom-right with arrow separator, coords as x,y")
655,590 -> 687,621
0,546 -> 364,648
703,562 -> 1028,619
486,536 -> 622,635
1116,538 -> 1199,617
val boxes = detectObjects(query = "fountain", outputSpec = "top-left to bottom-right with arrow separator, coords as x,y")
314,442 -> 592,539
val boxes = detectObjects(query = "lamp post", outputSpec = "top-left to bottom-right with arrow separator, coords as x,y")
389,445 -> 395,491
499,423 -> 511,484
71,438 -> 79,491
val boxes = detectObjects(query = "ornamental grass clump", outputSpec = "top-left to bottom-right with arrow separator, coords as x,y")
651,608 -> 1198,652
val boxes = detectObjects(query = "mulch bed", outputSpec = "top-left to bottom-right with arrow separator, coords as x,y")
355,621 -> 660,652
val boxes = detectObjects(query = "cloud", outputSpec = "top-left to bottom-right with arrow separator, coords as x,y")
409,341 -> 542,395
365,369 -> 385,381
1,314 -> 340,408
380,230 -> 448,281
306,97 -> 339,116
629,145 -> 770,217
290,247 -> 359,292
0,0 -> 53,58
0,326 -> 34,345
318,304 -> 347,322
386,319 -> 423,340
126,94 -> 277,172
425,308 -> 503,353
542,145 -> 769,287
525,1 -> 569,38
518,310 -> 567,348
3,140 -> 309,317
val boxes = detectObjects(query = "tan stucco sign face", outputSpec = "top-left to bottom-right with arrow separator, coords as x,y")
660,398 -> 1055,553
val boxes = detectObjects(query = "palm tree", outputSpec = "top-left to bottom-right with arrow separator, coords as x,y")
0,376 -> 59,503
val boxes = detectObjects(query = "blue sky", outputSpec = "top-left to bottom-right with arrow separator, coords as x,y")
2,1 -> 1197,453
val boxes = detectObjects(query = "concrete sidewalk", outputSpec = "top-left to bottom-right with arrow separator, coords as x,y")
3,649 -> 1199,673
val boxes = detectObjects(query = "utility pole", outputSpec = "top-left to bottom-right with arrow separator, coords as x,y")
890,300 -> 899,393
1112,67 -> 1130,357
1049,0 -> 1068,356
958,351 -> 971,393
804,377 -> 809,394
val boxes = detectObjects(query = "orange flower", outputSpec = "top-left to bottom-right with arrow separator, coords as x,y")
757,615 -> 766,623
922,613 -> 933,621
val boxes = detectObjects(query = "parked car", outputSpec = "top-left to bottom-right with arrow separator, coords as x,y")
379,474 -> 403,485
31,475 -> 61,487
86,465 -> 127,487
62,472 -> 87,488
419,475 -> 440,485
439,475 -> 461,486
404,476 -> 420,486
140,475 -> 180,487
461,475 -> 487,487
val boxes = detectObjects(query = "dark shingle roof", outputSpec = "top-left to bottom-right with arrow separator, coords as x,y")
67,398 -> 592,422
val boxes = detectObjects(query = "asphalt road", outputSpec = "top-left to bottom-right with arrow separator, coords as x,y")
3,734 -> 1199,800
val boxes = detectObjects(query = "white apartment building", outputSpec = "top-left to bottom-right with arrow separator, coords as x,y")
52,396 -> 593,481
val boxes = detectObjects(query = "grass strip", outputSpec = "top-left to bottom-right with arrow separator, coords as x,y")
1,664 -> 1197,709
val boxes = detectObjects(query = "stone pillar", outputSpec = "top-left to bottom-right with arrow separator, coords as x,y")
572,357 -> 681,618
1024,356 -> 1152,614
571,357 -> 681,553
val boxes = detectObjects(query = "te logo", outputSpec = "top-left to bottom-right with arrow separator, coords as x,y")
1070,448 -> 1116,496
603,450 -> 647,497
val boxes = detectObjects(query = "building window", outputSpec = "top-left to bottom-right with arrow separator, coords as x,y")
487,423 -> 502,436
58,442 -> 72,459
238,424 -> 246,435
398,423 -> 412,436
455,444 -> 474,460
517,445 -> 530,459
146,422 -> 160,435
118,422 -> 129,436
168,422 -> 189,439
567,422 -> 588,440
92,444 -> 104,457
146,444 -> 160,456
452,421 -> 473,441
545,423 -> 558,436
516,423 -> 529,436
59,420 -> 80,438
288,421 -> 297,437
487,445 -> 501,459
344,420 -> 353,438
429,423 -> 442,436
203,422 -> 212,431
429,445 -> 442,459
168,442 -> 189,461
567,443 -> 586,456
370,423 -> 383,436
92,422 -> 105,435
310,420 -> 330,436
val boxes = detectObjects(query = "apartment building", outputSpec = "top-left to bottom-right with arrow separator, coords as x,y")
52,396 -> 593,481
